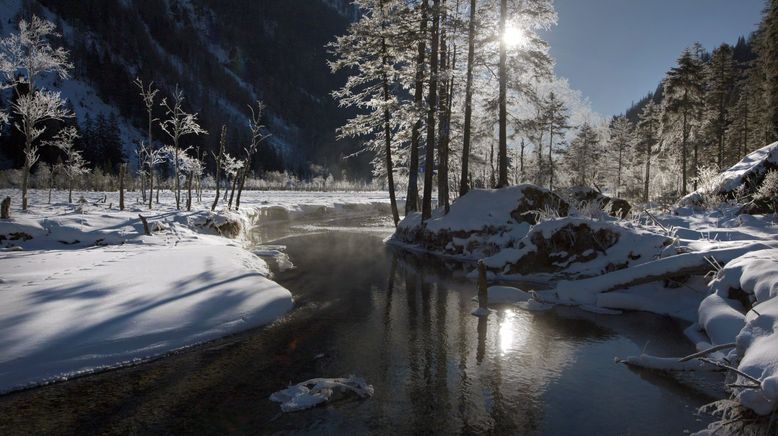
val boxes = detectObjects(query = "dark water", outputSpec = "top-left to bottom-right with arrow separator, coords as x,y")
255,218 -> 716,435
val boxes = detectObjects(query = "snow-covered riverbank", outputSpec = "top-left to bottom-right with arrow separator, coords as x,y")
0,188 -> 391,393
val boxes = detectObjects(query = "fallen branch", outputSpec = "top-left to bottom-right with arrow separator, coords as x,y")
679,342 -> 736,362
699,357 -> 762,386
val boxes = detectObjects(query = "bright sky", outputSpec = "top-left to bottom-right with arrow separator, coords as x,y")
542,0 -> 765,117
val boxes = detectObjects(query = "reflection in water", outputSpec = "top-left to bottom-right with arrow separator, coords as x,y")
264,227 -> 715,434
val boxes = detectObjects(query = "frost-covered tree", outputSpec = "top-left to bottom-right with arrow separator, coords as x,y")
139,141 -> 166,209
537,91 -> 568,190
607,116 -> 633,198
564,122 -> 600,187
329,0 -> 416,226
46,127 -> 87,203
0,15 -> 73,210
662,44 -> 706,195
133,78 -> 159,204
703,43 -> 736,170
236,101 -> 271,211
160,85 -> 207,210
637,100 -> 660,202
11,90 -> 72,209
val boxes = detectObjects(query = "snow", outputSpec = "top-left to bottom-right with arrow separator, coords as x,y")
269,376 -> 374,413
419,185 -> 545,233
470,285 -> 531,305
714,141 -> 778,194
0,188 -> 392,393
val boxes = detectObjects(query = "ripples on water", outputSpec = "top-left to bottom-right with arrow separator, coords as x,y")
256,217 -> 716,434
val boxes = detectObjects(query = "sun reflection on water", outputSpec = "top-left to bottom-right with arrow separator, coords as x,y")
498,309 -> 530,355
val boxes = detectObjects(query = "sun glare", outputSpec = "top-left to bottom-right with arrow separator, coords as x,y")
503,24 -> 528,48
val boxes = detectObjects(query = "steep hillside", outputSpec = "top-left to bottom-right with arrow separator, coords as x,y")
1,0 -> 367,177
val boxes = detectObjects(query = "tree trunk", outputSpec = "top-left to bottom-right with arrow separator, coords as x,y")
212,126 -> 226,212
228,174 -> 238,209
236,168 -> 247,211
422,0 -> 440,222
460,0 -> 476,197
407,0 -> 428,214
681,90 -> 689,196
436,0 -> 450,212
497,0 -> 508,188
186,172 -> 193,211
148,170 -> 154,209
21,160 -> 30,211
644,141 -> 652,203
119,163 -> 126,211
381,30 -> 400,227
174,143 -> 181,209
548,116 -> 555,191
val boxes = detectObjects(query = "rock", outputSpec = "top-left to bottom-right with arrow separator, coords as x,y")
485,217 -> 673,278
609,198 -> 632,218
562,186 -> 632,219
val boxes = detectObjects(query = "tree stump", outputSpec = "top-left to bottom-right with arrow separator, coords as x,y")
1,196 -> 10,219
138,214 -> 151,236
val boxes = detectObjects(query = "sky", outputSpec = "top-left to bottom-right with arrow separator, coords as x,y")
542,0 -> 765,117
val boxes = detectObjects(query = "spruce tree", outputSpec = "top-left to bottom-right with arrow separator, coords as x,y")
662,44 -> 706,194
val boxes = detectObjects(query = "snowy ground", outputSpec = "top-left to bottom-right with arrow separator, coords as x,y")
0,188 -> 391,393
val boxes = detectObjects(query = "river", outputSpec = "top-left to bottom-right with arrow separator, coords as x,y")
0,213 -> 718,434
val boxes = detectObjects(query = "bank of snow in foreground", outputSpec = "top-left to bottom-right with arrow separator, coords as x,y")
0,189 -> 316,393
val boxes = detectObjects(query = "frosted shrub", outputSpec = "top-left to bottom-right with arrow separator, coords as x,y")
693,165 -> 723,208
573,200 -> 608,221
755,170 -> 778,214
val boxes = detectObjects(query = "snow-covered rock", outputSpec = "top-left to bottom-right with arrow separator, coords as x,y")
391,184 -> 568,259
483,217 -> 672,278
679,141 -> 778,212
696,248 -> 778,416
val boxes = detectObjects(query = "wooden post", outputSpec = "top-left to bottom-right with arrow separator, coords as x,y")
138,214 -> 151,236
119,163 -> 126,211
478,260 -> 488,309
1,196 -> 10,219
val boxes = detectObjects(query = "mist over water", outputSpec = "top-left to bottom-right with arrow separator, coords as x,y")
258,217 -> 716,434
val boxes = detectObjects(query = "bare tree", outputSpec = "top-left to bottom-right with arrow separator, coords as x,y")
236,101 -> 271,210
160,85 -> 206,210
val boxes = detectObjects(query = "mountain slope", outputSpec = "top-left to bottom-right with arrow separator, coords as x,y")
2,0 -> 366,177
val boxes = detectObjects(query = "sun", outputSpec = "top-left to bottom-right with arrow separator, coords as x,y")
503,24 -> 528,48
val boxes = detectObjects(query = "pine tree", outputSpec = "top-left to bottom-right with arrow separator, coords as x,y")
564,122 -> 600,187
662,44 -> 706,194
637,100 -> 660,202
607,115 -> 633,197
538,91 -> 568,190
754,0 -> 778,143
703,43 -> 736,169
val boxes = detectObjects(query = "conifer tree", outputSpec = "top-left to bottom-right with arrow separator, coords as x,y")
662,44 -> 706,194
703,43 -> 736,169
637,100 -> 660,202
